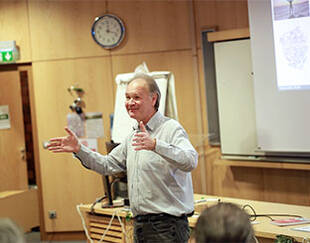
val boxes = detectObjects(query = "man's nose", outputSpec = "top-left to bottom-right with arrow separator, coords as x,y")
127,98 -> 135,104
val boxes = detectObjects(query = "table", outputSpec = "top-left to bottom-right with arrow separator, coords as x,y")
78,194 -> 310,243
78,203 -> 133,243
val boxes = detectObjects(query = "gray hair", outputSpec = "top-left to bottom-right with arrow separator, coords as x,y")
194,202 -> 255,243
128,73 -> 161,111
0,218 -> 25,243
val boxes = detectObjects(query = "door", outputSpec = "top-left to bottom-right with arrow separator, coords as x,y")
0,67 -> 28,191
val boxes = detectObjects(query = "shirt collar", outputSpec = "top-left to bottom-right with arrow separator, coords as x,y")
132,111 -> 163,132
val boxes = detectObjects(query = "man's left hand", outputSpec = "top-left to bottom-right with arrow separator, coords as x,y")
132,121 -> 156,151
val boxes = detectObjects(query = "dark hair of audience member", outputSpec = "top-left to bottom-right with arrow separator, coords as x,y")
194,202 -> 255,243
0,218 -> 25,243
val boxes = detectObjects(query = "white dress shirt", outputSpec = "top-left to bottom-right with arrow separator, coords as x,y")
75,111 -> 198,217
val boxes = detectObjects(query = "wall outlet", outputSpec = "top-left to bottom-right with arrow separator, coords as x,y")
48,210 -> 57,219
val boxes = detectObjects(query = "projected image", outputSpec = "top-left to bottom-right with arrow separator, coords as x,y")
273,0 -> 309,20
273,17 -> 310,90
280,26 -> 308,69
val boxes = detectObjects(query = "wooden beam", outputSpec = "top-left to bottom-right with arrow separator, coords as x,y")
215,159 -> 310,171
207,28 -> 250,42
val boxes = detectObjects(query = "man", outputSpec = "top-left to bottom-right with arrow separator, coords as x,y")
192,203 -> 255,243
47,73 -> 198,242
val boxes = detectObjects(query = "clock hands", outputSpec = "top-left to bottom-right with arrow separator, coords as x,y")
91,14 -> 125,48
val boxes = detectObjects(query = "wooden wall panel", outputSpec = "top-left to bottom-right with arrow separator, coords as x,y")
194,0 -> 249,48
28,0 -> 193,61
32,57 -> 114,231
216,164 -> 265,200
197,50 -> 209,146
108,0 -> 192,54
214,0 -> 249,31
28,0 -> 109,61
262,169 -> 310,205
0,0 -> 31,62
207,157 -> 310,206
210,158 -> 265,201
192,154 -> 203,193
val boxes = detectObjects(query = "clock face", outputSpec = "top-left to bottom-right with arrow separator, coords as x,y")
91,14 -> 125,49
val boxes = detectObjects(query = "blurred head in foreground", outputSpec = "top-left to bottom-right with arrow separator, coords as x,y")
194,202 -> 255,243
0,218 -> 25,243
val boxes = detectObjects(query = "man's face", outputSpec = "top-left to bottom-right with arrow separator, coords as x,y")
125,79 -> 156,124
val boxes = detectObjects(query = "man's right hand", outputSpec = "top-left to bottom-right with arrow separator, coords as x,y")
47,127 -> 81,153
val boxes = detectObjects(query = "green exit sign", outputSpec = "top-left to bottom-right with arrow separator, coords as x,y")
0,114 -> 9,120
0,41 -> 19,63
1,51 -> 13,62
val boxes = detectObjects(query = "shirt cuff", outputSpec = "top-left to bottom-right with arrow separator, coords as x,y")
154,139 -> 168,155
73,145 -> 92,169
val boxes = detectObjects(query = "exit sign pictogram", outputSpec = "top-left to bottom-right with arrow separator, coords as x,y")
1,51 -> 13,62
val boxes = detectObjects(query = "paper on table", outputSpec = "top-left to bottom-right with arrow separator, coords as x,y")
291,225 -> 310,233
271,218 -> 310,226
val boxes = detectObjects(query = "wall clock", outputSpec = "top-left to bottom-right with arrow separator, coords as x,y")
91,14 -> 125,49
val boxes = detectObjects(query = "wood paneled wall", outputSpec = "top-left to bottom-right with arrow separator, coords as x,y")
0,0 -> 31,62
2,0 -> 310,237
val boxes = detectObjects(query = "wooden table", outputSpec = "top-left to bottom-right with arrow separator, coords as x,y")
79,194 -> 310,243
79,203 -> 133,243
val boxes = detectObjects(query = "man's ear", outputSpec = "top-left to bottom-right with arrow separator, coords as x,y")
151,93 -> 157,107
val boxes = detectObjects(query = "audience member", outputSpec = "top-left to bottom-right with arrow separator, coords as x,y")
0,218 -> 25,243
193,202 -> 255,243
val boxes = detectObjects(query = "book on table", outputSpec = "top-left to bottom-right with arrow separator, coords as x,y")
271,218 -> 310,226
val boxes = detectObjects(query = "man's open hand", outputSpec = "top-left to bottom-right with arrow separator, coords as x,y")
47,127 -> 81,153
